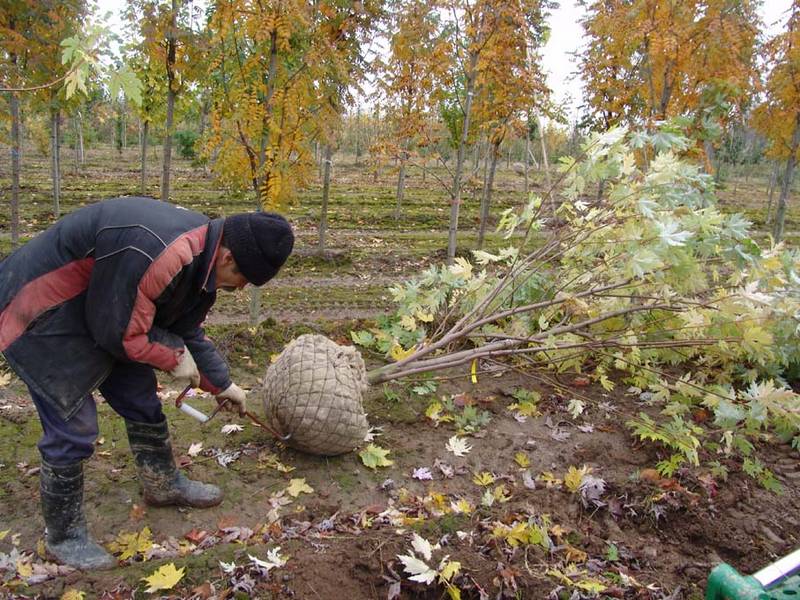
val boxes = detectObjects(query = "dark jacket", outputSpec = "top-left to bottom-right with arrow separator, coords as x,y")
0,197 -> 232,420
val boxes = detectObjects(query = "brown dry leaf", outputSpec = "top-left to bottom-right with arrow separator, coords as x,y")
184,529 -> 209,544
129,504 -> 146,521
191,581 -> 214,599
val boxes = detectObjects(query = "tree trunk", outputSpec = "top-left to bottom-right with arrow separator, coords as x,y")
51,107 -> 61,218
524,133 -> 530,194
9,93 -> 21,247
448,53 -> 478,264
161,0 -> 178,202
77,111 -> 84,166
141,120 -> 149,196
537,115 -> 553,212
766,161 -> 779,224
319,144 -> 332,251
478,140 -> 500,249
773,114 -> 800,243
73,112 -> 83,173
395,151 -> 406,220
354,107 -> 361,166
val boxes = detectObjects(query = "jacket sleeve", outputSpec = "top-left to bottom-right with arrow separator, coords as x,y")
85,228 -> 207,372
182,327 -> 232,394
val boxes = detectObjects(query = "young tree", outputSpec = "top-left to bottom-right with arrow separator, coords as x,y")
752,0 -> 800,242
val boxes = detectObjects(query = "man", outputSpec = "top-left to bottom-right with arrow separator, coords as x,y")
0,196 -> 294,570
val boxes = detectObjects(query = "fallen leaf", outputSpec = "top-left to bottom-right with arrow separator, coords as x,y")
60,590 -> 85,600
412,467 -> 433,480
514,452 -> 530,468
285,478 -> 314,497
109,527 -> 153,560
359,444 -> 394,469
187,442 -> 203,457
411,533 -> 435,561
184,529 -> 209,544
129,504 -> 146,521
472,471 -> 495,486
220,424 -> 243,435
0,372 -> 11,387
573,377 -> 590,387
142,563 -> 185,593
249,547 -> 287,571
398,554 -> 436,584
445,436 -> 472,457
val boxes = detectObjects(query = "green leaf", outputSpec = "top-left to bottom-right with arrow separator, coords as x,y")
359,444 -> 393,469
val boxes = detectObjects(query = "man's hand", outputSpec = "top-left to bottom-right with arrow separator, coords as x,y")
217,383 -> 247,416
169,348 -> 200,387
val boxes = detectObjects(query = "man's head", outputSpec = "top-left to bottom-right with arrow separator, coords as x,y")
215,212 -> 294,292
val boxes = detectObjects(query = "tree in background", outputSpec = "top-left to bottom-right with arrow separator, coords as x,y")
752,0 -> 800,242
376,0 -> 448,218
125,0 -> 204,202
204,0 -> 379,209
471,0 -> 551,247
579,0 -> 760,135
0,0 -> 86,243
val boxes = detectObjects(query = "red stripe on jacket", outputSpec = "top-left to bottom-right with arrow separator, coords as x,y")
122,226 -> 208,369
0,258 -> 96,352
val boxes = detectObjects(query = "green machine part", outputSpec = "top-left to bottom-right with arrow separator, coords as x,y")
706,549 -> 800,600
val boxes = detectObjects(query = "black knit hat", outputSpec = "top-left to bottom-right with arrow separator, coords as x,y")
222,212 -> 294,286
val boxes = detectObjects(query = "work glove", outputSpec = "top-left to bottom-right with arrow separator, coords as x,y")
217,383 -> 247,416
169,348 -> 201,388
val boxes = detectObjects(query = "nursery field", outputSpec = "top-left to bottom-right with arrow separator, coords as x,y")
0,144 -> 798,600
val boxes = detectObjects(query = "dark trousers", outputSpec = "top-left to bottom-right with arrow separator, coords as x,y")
30,362 -> 165,465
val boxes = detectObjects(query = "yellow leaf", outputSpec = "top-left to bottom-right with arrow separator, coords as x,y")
142,563 -> 185,593
470,359 -> 478,384
36,539 -> 46,559
514,452 -> 530,468
0,372 -> 10,387
286,478 -> 314,498
446,584 -> 462,600
415,311 -> 434,322
472,471 -> 495,486
16,560 -> 32,578
493,484 -> 512,503
109,527 -> 153,560
60,590 -> 86,600
359,444 -> 394,469
0,530 -> 9,541
439,560 -> 461,582
400,315 -> 417,331
537,471 -> 562,487
564,465 -> 591,493
389,342 -> 415,362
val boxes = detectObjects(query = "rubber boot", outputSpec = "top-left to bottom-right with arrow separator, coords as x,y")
40,460 -> 116,570
125,418 -> 223,508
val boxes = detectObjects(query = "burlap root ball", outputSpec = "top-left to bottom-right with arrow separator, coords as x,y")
262,334 -> 369,456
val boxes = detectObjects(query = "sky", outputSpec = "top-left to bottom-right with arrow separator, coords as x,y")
97,0 -> 795,118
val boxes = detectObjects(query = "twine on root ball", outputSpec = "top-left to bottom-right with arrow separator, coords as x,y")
262,334 -> 369,456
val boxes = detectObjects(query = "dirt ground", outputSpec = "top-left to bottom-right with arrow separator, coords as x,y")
0,145 -> 798,599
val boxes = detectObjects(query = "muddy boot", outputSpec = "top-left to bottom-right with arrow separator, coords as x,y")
40,460 -> 116,570
125,418 -> 223,508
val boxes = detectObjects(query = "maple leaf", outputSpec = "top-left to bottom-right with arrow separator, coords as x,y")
398,554 -> 436,584
187,442 -> 203,457
411,533 -> 435,561
60,590 -> 85,600
285,478 -> 314,497
445,436 -> 472,457
249,547 -> 287,571
439,559 -> 461,582
472,471 -> 495,486
359,444 -> 394,469
221,424 -> 243,435
413,467 -> 433,480
219,560 -> 236,573
514,452 -> 530,468
450,498 -> 474,514
109,527 -> 153,560
142,563 -> 185,593
564,465 -> 592,493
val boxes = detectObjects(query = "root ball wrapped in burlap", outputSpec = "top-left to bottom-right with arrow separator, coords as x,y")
262,334 -> 369,456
